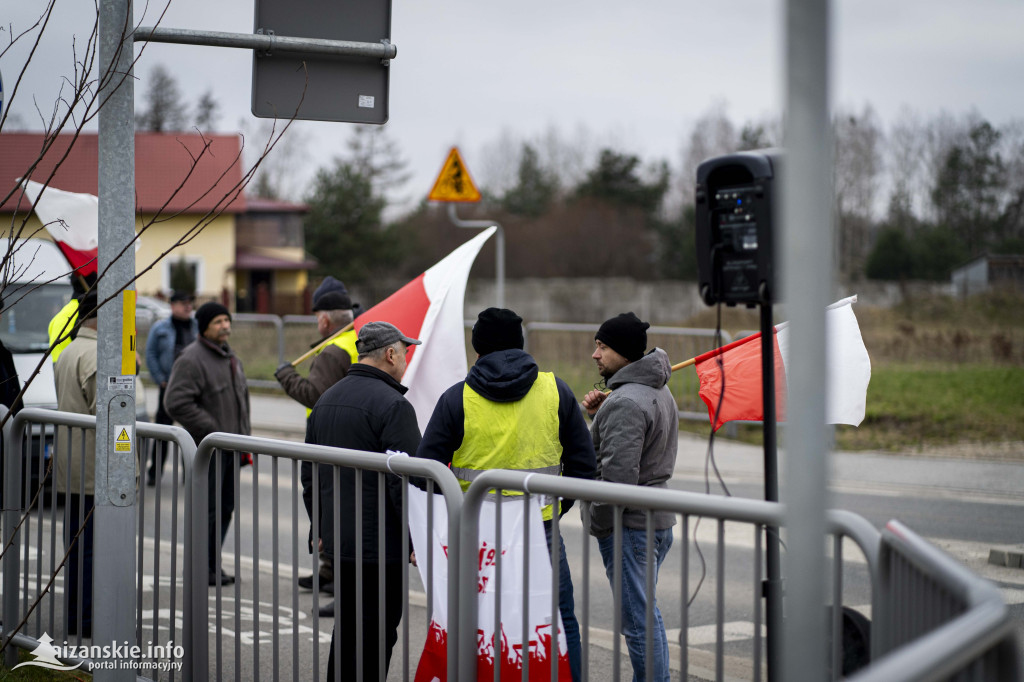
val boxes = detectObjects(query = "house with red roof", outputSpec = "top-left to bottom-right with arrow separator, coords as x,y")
1,132 -> 316,313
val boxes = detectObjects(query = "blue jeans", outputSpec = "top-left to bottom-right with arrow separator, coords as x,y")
597,527 -> 673,682
544,521 -> 582,682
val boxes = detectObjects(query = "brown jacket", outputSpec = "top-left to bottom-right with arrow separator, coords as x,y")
164,336 -> 251,446
275,342 -> 352,410
53,327 -> 97,494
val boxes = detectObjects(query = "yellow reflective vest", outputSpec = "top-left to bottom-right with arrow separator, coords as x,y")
304,328 -> 359,417
48,299 -> 79,363
451,372 -> 563,520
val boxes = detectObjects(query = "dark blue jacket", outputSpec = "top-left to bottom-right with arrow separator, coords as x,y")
416,349 -> 597,509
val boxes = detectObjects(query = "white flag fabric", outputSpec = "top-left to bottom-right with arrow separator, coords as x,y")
353,226 -> 496,432
407,484 -> 571,682
774,295 -> 872,426
20,179 -> 99,277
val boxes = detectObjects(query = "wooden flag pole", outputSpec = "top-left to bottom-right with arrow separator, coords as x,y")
671,357 -> 697,372
290,322 -> 354,367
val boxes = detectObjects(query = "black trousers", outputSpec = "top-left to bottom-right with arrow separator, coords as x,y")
208,452 -> 236,573
65,493 -> 94,632
325,561 -> 404,681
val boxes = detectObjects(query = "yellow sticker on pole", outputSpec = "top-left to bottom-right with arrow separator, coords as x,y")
122,290 -> 136,375
114,425 -> 132,453
428,147 -> 482,203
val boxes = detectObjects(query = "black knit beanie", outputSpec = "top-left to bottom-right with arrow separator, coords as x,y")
312,276 -> 352,312
472,308 -> 524,356
595,312 -> 649,362
195,302 -> 231,335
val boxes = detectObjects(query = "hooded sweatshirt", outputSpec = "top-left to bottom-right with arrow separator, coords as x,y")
589,347 -> 678,538
416,349 -> 596,500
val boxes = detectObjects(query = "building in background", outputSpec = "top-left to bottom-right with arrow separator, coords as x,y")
951,254 -> 1024,298
1,132 -> 316,313
233,196 -> 317,314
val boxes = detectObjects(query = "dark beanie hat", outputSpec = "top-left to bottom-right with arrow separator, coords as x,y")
76,290 -> 99,322
312,276 -> 352,312
595,312 -> 649,362
195,302 -> 230,335
472,308 -> 524,356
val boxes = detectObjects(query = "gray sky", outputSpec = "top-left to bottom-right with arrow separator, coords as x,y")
4,0 -> 1024,214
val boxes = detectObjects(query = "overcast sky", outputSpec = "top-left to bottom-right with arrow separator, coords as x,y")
4,0 -> 1024,214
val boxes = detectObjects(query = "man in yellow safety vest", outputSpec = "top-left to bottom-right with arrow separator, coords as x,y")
416,307 -> 596,682
274,276 -> 358,614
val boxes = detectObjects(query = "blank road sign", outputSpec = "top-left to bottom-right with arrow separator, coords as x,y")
252,0 -> 391,124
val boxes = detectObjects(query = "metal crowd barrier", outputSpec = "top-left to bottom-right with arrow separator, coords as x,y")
1,407 -> 195,678
457,470 -> 881,682
849,520 -> 1022,682
187,432 -> 464,682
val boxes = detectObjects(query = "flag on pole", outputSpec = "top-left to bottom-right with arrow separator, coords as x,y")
354,226 -> 496,431
695,295 -> 871,430
20,180 -> 99,277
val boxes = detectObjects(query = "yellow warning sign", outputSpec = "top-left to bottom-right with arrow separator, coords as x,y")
115,426 -> 132,453
122,290 -> 137,376
428,147 -> 482,203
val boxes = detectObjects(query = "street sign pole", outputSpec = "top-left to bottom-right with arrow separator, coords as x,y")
429,147 -> 504,307
95,0 -> 137,678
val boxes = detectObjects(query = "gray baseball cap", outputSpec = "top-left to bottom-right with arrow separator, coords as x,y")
356,321 -> 422,354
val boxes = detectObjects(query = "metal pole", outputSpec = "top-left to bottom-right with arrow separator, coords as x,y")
134,26 -> 397,59
760,300 -> 783,682
781,0 -> 833,680
95,0 -> 137,678
446,203 -> 504,308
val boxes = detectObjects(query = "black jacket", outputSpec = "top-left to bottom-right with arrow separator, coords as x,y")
306,363 -> 421,563
416,349 -> 597,511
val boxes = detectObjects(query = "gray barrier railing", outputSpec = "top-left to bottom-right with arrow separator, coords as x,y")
187,432 -> 464,682
1,407 -> 195,677
849,520 -> 1022,682
457,470 -> 881,682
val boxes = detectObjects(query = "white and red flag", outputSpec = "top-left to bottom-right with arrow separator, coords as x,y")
354,226 -> 496,431
695,295 -> 871,430
407,485 -> 571,682
20,179 -> 99,277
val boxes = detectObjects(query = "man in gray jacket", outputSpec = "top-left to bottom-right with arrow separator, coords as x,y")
164,302 -> 251,585
581,312 -> 677,682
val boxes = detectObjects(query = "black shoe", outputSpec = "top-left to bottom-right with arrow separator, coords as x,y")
145,474 -> 156,487
317,600 -> 334,618
208,572 -> 235,586
298,574 -> 333,593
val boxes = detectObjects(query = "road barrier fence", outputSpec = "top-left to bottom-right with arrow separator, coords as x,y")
2,410 -> 1020,680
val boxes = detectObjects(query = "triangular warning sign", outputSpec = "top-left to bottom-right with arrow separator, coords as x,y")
428,147 -> 482,203
117,428 -> 131,442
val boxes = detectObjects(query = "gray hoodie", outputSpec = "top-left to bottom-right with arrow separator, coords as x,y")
588,347 -> 678,538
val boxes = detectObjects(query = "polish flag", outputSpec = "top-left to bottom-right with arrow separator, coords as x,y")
20,180 -> 99,277
355,226 -> 496,431
696,295 -> 871,430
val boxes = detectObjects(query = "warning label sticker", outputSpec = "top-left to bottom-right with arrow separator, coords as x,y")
114,425 -> 132,453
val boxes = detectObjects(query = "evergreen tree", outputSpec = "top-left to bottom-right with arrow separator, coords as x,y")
194,90 -> 220,131
502,144 -> 559,217
303,159 -> 396,282
135,65 -> 188,132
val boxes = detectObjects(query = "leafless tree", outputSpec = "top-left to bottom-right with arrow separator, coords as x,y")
0,0 -> 301,650
833,105 -> 883,280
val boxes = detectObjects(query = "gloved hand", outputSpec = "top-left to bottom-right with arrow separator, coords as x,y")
274,362 -> 293,378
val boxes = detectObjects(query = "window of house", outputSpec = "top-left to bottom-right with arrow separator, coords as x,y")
162,255 -> 204,294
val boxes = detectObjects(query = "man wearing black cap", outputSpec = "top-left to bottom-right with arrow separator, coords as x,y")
305,321 -> 422,681
581,312 -> 678,682
144,291 -> 197,485
416,307 -> 596,682
53,289 -> 100,636
274,276 -> 359,607
164,301 -> 251,586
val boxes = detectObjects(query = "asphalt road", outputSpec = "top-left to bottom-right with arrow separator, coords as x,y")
132,387 -> 1024,680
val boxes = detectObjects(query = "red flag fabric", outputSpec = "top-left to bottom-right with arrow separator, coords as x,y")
20,180 -> 99,277
695,329 -> 787,431
353,226 -> 496,432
